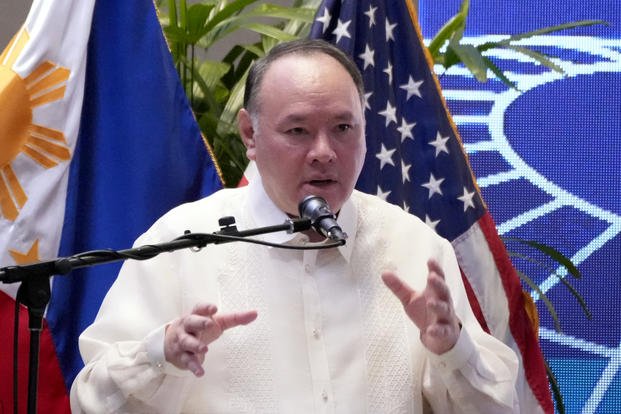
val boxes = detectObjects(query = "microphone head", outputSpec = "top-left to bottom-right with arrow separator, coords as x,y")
298,195 -> 332,221
298,195 -> 347,242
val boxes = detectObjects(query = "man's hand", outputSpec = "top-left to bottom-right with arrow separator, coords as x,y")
164,303 -> 257,376
382,259 -> 461,355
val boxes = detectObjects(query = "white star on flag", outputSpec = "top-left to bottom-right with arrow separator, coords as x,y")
400,76 -> 424,100
421,173 -> 445,198
364,5 -> 377,28
383,61 -> 393,84
363,91 -> 372,111
385,18 -> 397,42
332,19 -> 352,43
376,185 -> 391,201
315,8 -> 331,34
429,132 -> 450,157
458,187 -> 476,211
425,214 -> 440,231
358,44 -> 375,70
401,160 -> 411,183
397,117 -> 416,142
376,143 -> 396,170
378,101 -> 397,127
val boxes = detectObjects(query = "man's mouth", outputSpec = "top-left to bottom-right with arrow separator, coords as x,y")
308,179 -> 335,186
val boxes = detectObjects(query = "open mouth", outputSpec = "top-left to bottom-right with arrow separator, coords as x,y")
308,179 -> 335,186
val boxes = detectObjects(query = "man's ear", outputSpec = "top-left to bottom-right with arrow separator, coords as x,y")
238,108 -> 256,161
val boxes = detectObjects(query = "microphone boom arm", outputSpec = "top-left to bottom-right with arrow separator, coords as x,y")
0,217 -> 312,284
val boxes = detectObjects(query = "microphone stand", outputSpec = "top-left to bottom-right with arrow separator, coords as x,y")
0,216 -> 313,414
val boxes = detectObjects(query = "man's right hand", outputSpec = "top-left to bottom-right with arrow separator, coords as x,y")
164,303 -> 257,376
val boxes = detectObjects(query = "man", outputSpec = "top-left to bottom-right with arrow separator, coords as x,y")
71,39 -> 519,413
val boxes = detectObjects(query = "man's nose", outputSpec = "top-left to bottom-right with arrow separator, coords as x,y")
308,133 -> 336,163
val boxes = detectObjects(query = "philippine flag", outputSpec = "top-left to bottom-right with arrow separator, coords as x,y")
0,0 -> 222,411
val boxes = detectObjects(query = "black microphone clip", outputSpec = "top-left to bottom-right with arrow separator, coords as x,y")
298,195 -> 348,242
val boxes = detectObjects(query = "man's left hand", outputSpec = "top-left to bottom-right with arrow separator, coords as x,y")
382,259 -> 461,355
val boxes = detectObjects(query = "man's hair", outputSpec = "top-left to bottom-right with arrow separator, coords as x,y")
243,39 -> 365,115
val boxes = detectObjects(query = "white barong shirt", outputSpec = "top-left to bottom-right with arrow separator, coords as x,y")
71,178 -> 519,413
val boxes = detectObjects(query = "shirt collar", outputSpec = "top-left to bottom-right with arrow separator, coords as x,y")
246,176 -> 358,262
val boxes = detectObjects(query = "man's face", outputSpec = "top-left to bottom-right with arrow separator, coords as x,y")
239,53 -> 366,216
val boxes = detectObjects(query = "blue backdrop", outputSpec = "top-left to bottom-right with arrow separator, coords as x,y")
419,1 -> 621,413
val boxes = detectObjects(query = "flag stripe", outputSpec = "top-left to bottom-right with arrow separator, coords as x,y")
0,291 -> 70,412
478,213 -> 552,411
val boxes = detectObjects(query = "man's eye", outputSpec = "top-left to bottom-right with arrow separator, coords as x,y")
337,124 -> 352,132
287,127 -> 306,135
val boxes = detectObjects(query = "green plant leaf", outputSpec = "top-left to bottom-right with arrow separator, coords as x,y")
198,59 -> 231,90
516,269 -> 562,332
482,56 -> 518,90
427,0 -> 469,59
185,4 -> 217,44
508,251 -> 592,319
201,0 -> 258,38
221,45 -> 260,90
218,65 -> 251,136
503,237 -> 582,279
458,0 -> 470,14
477,21 -> 607,52
240,4 -> 316,22
497,20 -> 607,44
235,22 -> 298,41
428,13 -> 466,59
545,359 -> 565,414
448,42 -> 487,82
505,45 -> 565,73
163,25 -> 190,43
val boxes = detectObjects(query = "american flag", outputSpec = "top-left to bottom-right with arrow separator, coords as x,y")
310,1 -> 553,412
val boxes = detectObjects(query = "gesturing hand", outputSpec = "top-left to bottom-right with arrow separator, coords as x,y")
164,303 -> 257,376
382,259 -> 461,355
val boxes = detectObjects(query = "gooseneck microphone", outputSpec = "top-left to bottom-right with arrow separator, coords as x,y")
298,195 -> 348,242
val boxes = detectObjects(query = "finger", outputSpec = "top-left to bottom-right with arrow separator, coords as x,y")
191,303 -> 218,317
381,271 -> 415,306
180,351 -> 205,377
178,330 -> 208,354
427,274 -> 452,302
427,259 -> 446,278
214,310 -> 258,332
183,314 -> 213,335
426,261 -> 452,302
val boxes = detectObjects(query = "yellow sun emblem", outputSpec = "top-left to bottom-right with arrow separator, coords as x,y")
0,27 -> 71,222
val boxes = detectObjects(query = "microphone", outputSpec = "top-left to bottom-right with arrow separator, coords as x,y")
298,195 -> 348,242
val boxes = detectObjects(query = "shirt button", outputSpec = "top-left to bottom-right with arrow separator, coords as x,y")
304,264 -> 312,273
313,329 -> 320,339
321,390 -> 328,402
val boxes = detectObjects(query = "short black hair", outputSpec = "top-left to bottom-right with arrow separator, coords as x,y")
243,39 -> 364,115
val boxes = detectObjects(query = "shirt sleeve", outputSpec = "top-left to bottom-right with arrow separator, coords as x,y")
69,228 -> 194,414
421,239 -> 520,413
70,327 -> 192,414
